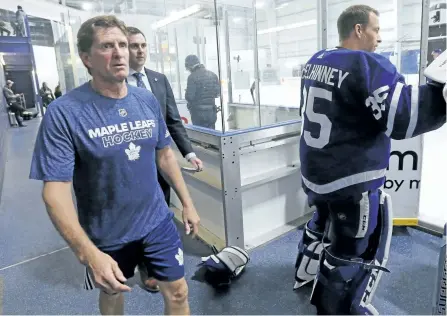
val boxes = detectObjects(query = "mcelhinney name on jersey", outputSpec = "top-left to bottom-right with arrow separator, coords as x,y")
301,63 -> 350,89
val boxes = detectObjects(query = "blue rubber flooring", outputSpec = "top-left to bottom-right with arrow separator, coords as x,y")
0,118 -> 442,314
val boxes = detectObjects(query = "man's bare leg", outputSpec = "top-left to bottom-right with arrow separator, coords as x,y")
158,278 -> 190,315
99,291 -> 124,315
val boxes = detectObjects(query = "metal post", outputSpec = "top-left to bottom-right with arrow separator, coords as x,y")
252,0 -> 261,126
157,31 -> 165,74
153,34 -> 160,72
195,20 -> 201,60
212,0 -> 225,132
419,0 -> 430,85
416,0 -> 431,238
224,9 -> 233,104
432,223 -> 446,315
219,136 -> 244,248
173,28 -> 182,99
24,15 -> 43,115
395,0 -> 403,72
317,0 -> 328,50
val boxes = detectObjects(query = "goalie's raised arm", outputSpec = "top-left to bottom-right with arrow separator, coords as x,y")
360,52 -> 446,140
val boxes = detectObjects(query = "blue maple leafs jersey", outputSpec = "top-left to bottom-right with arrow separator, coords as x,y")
299,47 -> 446,204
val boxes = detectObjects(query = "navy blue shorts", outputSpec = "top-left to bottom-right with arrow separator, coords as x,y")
84,214 -> 184,290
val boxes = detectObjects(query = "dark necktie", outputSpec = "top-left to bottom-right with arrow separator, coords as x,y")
133,72 -> 147,89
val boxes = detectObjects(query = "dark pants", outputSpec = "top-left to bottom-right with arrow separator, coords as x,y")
190,107 -> 217,130
9,102 -> 25,126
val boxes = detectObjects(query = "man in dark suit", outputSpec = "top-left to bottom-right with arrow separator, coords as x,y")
127,26 -> 203,293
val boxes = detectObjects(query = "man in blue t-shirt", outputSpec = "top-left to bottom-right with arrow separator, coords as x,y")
29,15 -> 200,315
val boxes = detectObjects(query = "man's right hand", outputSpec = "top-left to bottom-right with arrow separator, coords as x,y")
85,249 -> 132,294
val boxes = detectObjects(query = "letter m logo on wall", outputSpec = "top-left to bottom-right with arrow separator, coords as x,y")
387,150 -> 418,171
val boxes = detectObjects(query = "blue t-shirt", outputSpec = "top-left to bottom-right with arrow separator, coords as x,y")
29,82 -> 173,250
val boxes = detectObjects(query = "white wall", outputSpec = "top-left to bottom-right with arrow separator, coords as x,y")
419,125 -> 447,228
33,45 -> 60,91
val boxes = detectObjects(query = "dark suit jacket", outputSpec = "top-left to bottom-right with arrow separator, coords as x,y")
144,68 -> 193,157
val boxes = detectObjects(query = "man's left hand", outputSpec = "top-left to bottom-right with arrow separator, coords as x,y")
182,204 -> 200,238
189,157 -> 203,172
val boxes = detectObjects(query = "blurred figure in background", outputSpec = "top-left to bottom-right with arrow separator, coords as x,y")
54,83 -> 62,99
432,48 -> 442,60
15,6 -> 26,37
39,82 -> 55,108
3,80 -> 26,127
184,55 -> 220,130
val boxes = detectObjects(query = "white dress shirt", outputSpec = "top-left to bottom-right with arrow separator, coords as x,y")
128,68 -> 152,92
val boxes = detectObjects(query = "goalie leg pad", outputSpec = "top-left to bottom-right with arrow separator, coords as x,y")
310,189 -> 393,315
294,205 -> 330,289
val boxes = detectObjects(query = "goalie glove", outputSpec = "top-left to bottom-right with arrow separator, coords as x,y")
425,49 -> 447,84
424,49 -> 447,102
200,245 -> 249,287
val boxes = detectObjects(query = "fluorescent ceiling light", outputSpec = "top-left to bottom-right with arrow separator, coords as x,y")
151,5 -> 201,30
258,19 -> 316,34
275,3 -> 288,10
82,2 -> 93,11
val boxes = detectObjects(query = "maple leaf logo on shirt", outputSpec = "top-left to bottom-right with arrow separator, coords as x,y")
125,142 -> 141,161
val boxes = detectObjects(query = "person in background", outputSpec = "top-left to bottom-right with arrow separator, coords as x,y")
0,20 -> 11,36
184,55 -> 220,129
39,82 -> 55,108
3,80 -> 26,127
29,15 -> 199,315
54,83 -> 62,99
126,25 -> 203,293
15,6 -> 26,37
432,48 -> 442,61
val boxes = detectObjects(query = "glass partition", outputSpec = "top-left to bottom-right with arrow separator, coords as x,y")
51,20 -> 76,93
255,0 -> 317,125
13,0 -> 437,136
222,4 -> 257,129
327,0 -> 423,89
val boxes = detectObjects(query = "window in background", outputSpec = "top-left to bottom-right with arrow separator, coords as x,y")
147,0 -> 224,132
51,20 -> 71,94
255,0 -> 318,125
220,4 -> 258,130
398,0 -> 423,86
327,0 -> 422,86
